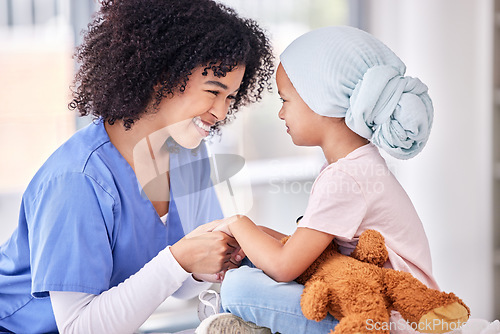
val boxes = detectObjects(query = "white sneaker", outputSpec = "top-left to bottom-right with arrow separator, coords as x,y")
195,313 -> 272,334
197,289 -> 221,322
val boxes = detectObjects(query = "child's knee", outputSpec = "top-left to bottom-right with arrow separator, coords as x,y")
222,266 -> 255,291
221,266 -> 261,305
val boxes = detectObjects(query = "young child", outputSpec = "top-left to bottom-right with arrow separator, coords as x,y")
197,26 -> 437,334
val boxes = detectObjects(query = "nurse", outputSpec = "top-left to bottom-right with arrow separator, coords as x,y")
0,0 -> 274,333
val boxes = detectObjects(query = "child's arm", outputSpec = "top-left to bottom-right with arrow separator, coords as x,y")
257,225 -> 288,240
214,215 -> 334,282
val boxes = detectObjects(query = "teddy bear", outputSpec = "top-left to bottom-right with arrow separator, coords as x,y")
281,230 -> 470,334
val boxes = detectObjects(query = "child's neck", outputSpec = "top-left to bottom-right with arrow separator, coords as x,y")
321,130 -> 370,165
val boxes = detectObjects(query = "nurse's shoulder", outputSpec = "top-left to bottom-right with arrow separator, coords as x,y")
25,121 -> 116,196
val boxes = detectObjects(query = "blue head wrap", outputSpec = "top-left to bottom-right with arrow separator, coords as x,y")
280,26 -> 433,160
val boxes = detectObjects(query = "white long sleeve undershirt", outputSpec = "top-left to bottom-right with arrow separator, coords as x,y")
50,246 -> 211,334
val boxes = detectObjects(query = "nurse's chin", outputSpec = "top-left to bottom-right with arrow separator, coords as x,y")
170,131 -> 205,150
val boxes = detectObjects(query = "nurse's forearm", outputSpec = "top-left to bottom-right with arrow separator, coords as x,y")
50,247 -> 190,334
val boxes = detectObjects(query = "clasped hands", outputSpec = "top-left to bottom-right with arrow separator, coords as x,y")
181,215 -> 245,283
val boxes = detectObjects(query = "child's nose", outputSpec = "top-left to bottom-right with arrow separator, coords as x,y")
278,107 -> 285,120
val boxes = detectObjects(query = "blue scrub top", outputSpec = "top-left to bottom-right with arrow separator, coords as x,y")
0,121 -> 223,333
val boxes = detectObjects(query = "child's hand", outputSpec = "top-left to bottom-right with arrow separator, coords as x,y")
212,215 -> 243,237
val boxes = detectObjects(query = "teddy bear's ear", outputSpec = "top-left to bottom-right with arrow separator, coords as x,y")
350,230 -> 388,267
280,235 -> 291,245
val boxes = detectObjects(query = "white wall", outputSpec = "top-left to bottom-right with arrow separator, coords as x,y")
367,0 -> 494,319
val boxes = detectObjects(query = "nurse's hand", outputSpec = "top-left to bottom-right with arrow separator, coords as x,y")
170,231 -> 240,275
183,220 -> 226,238
192,272 -> 225,283
192,249 -> 244,283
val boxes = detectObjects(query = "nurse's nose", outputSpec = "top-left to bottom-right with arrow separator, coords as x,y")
210,98 -> 229,122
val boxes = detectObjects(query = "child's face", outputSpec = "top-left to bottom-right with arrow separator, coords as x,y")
276,63 -> 324,146
155,65 -> 245,149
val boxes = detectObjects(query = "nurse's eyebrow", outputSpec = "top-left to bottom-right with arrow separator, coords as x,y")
205,80 -> 228,91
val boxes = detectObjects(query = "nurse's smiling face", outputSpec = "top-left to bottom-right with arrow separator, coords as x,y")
156,65 -> 246,149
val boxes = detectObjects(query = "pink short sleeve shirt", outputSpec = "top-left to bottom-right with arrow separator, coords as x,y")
299,143 -> 438,289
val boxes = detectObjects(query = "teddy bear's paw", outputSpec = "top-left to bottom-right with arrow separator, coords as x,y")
301,280 -> 330,322
417,302 -> 469,334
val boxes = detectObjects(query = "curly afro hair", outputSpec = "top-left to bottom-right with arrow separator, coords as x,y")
69,0 -> 275,130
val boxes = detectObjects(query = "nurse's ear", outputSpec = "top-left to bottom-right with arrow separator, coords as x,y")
148,80 -> 180,111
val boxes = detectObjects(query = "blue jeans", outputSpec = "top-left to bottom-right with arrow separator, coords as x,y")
220,265 -> 338,334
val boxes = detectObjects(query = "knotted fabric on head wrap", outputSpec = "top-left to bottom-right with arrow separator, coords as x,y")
280,26 -> 433,160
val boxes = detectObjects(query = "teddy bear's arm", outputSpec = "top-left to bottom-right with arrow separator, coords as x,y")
301,279 -> 331,322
